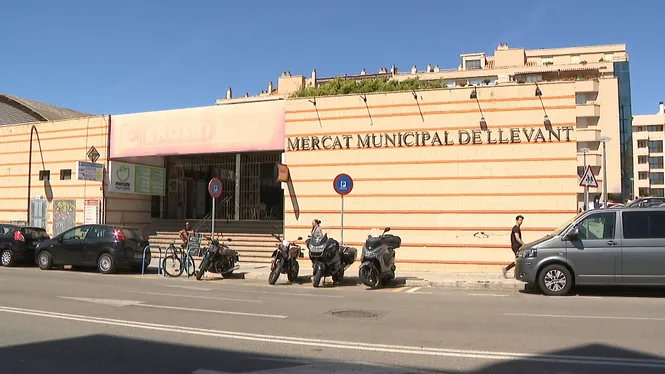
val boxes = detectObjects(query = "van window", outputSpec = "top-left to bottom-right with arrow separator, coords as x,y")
578,212 -> 616,240
623,211 -> 665,239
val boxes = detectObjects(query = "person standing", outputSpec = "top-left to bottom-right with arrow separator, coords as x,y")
502,215 -> 524,278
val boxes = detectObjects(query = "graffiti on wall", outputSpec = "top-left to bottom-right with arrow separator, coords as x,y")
53,200 -> 76,237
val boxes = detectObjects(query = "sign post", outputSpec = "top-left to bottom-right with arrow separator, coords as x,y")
579,165 -> 598,209
208,178 -> 223,237
333,173 -> 354,245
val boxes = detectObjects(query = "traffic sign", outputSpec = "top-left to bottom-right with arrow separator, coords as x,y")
579,166 -> 598,188
333,174 -> 354,196
208,178 -> 223,198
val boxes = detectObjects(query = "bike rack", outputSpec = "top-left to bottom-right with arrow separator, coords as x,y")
141,244 -> 164,276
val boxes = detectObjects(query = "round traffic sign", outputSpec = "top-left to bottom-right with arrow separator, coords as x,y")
208,178 -> 223,199
333,174 -> 354,196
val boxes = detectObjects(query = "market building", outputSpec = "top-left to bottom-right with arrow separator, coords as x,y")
632,102 -> 665,198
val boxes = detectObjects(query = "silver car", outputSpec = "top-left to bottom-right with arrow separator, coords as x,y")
514,207 -> 665,296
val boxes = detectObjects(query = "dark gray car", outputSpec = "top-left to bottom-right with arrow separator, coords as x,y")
514,207 -> 665,296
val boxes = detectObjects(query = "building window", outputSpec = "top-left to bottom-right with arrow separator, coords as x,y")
466,59 -> 482,70
647,125 -> 664,132
523,74 -> 542,83
649,156 -> 664,169
541,57 -> 554,65
639,156 -> 648,164
639,172 -> 649,180
571,55 -> 581,64
39,170 -> 50,181
637,139 -> 648,148
577,166 -> 584,177
60,169 -> 72,180
650,172 -> 665,185
652,188 -> 665,197
576,94 -> 587,105
649,140 -> 664,153
639,187 -> 650,196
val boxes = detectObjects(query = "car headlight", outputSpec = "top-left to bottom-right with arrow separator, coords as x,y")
521,248 -> 538,258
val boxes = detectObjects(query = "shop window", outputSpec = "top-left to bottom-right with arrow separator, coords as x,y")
638,172 -> 648,180
39,170 -> 50,181
60,169 -> 72,180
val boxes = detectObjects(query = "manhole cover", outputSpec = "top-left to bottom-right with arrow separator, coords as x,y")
328,309 -> 382,319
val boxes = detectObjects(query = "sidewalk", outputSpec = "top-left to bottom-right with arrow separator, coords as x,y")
151,262 -> 525,291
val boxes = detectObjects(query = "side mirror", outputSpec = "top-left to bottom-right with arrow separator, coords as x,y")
566,226 -> 580,241
384,227 -> 391,232
297,237 -> 303,241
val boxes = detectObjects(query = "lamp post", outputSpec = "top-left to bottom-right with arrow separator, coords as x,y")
598,136 -> 611,207
581,147 -> 590,210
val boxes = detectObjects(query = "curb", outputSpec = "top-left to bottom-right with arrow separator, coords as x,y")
403,279 -> 524,290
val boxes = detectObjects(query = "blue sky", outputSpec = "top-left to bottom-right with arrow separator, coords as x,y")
1,0 -> 662,116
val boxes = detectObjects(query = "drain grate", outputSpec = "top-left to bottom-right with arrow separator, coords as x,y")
328,309 -> 382,319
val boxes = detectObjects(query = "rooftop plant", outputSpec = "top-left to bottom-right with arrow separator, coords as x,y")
291,77 -> 448,98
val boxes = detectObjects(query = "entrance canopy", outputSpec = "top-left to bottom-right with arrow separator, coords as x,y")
110,99 -> 285,158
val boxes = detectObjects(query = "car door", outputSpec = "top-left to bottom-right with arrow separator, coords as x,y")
565,211 -> 621,285
59,226 -> 91,265
83,226 -> 113,265
621,210 -> 665,285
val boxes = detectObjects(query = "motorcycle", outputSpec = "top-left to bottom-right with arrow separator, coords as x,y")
268,233 -> 304,285
195,237 -> 239,281
306,231 -> 357,288
358,227 -> 402,288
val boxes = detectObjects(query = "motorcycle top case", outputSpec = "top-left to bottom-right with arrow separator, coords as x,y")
366,234 -> 402,249
341,246 -> 358,266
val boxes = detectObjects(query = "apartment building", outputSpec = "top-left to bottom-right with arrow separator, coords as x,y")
633,102 -> 665,198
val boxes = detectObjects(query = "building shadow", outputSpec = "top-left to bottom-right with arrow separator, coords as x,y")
1,334 -> 664,373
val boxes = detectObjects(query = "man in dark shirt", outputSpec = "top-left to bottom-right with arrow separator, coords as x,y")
503,215 -> 524,278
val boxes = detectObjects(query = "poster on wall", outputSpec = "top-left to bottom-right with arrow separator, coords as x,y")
53,200 -> 76,237
108,161 -> 166,196
84,200 -> 100,225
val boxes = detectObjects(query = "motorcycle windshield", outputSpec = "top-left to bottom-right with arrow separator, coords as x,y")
309,231 -> 328,252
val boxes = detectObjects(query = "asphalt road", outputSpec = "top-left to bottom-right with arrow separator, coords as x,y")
2,265 -> 665,374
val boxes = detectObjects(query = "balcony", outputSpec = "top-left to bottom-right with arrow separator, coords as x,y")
576,103 -> 601,118
575,79 -> 599,93
576,128 -> 601,142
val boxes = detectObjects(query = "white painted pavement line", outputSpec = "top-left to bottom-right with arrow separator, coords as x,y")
505,312 -> 665,321
404,287 -> 433,294
127,290 -> 262,304
2,306 -> 665,370
405,287 -> 420,293
135,304 -> 287,319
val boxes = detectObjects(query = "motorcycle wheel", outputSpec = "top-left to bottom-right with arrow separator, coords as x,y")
196,258 -> 209,281
269,259 -> 283,285
312,267 -> 323,288
287,260 -> 299,283
359,266 -> 380,288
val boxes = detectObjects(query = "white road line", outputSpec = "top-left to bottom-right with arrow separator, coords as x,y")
404,287 -> 420,293
137,304 -> 287,319
505,313 -> 665,321
161,284 -> 211,291
127,291 -> 261,303
212,286 -> 344,299
1,305 -> 665,369
468,293 -> 508,297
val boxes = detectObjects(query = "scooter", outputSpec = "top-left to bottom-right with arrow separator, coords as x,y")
306,232 -> 357,288
358,227 -> 401,288
268,233 -> 304,285
195,237 -> 239,280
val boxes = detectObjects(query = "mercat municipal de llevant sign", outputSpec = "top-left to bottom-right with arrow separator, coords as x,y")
287,126 -> 574,151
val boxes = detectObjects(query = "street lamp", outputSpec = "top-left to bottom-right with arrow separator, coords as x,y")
598,136 -> 611,207
580,147 -> 590,210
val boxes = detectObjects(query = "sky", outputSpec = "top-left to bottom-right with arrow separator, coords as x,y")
1,0 -> 663,116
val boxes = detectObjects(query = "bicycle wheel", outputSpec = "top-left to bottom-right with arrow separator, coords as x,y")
162,254 -> 184,277
183,255 -> 196,277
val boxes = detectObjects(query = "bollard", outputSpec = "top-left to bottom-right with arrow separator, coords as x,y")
142,245 -> 163,276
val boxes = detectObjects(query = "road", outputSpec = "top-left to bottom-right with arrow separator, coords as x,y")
1,266 -> 665,373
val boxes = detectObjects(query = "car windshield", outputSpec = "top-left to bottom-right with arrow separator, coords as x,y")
551,213 -> 584,236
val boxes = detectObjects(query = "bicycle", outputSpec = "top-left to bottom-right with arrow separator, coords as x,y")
162,241 -> 197,278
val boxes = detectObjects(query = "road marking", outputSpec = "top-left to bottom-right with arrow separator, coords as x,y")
2,305 -> 665,369
390,287 -> 407,292
211,286 -> 344,299
405,287 -> 421,293
468,293 -> 508,297
505,313 -> 665,321
127,291 -> 261,304
59,297 -> 144,307
136,304 -> 287,319
161,284 -> 212,291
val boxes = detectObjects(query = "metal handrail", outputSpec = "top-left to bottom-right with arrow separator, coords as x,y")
141,244 -> 163,276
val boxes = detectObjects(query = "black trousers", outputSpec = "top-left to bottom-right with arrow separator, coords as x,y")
505,248 -> 518,270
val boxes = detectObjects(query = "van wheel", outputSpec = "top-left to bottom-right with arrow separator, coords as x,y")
538,264 -> 573,296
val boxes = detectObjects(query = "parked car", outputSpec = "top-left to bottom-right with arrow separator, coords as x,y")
515,207 -> 665,296
0,225 -> 50,267
35,224 -> 150,274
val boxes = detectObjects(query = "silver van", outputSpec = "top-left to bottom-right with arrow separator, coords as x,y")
514,207 -> 665,296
